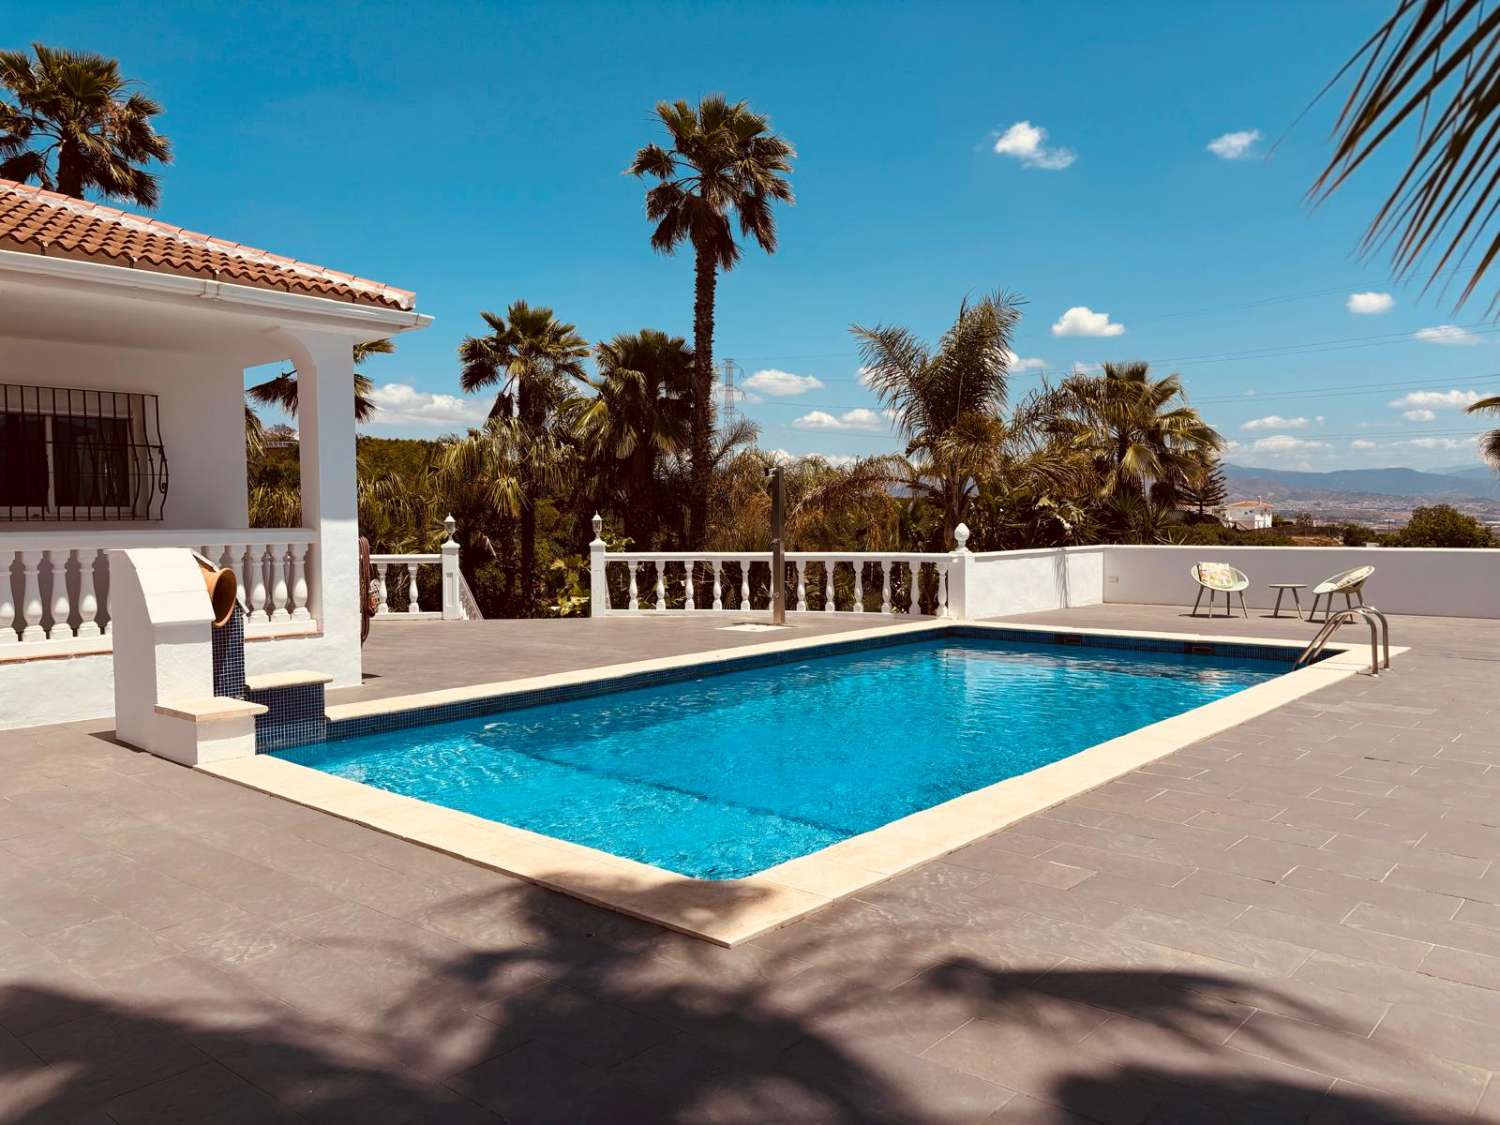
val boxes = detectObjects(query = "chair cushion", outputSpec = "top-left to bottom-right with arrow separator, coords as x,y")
1193,562 -> 1247,591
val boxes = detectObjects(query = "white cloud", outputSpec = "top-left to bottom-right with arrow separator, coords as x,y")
742,368 -> 823,396
992,121 -> 1076,171
1346,291 -> 1395,314
791,408 -> 889,432
1004,349 -> 1047,373
365,383 -> 489,427
1402,409 -> 1437,422
1414,324 -> 1482,346
1242,415 -> 1312,431
767,449 -> 858,467
1392,436 -> 1479,450
1387,388 -> 1483,410
1350,439 -> 1378,450
1051,307 -> 1125,337
1207,129 -> 1262,160
1250,434 -> 1330,453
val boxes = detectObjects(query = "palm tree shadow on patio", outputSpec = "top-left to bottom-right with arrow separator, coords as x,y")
0,882 -> 1474,1123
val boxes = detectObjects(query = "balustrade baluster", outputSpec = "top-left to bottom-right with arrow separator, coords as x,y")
683,560 -> 696,611
406,563 -> 421,613
377,564 -> 390,615
906,561 -> 918,615
220,545 -> 238,621
47,549 -> 74,639
936,560 -> 952,619
712,560 -> 723,611
76,548 -> 102,638
290,543 -> 311,621
880,562 -> 892,614
628,561 -> 640,611
0,551 -> 16,643
741,560 -> 751,609
795,561 -> 807,611
19,551 -> 45,641
654,563 -> 665,611
823,560 -> 836,612
269,545 -> 291,622
853,560 -> 864,613
245,545 -> 269,624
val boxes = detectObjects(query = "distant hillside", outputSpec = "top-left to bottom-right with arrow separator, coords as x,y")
1223,463 -> 1498,500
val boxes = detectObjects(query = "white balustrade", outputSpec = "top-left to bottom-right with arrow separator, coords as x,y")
0,529 -> 318,657
368,526 -> 472,623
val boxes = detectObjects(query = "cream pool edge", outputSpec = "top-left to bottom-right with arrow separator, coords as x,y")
197,620 -> 1401,946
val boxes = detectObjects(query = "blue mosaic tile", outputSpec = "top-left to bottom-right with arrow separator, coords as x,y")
250,681 -> 327,752
212,606 -> 246,699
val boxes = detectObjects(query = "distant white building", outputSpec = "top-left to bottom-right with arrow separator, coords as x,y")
1213,500 -> 1275,530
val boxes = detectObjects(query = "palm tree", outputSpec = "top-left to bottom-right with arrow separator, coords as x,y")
853,292 -> 1025,546
1047,362 -> 1222,504
629,95 -> 795,548
0,43 -> 171,206
245,339 -> 394,424
458,302 -> 589,614
573,329 -> 694,546
1309,0 -> 1499,310
1466,395 -> 1500,466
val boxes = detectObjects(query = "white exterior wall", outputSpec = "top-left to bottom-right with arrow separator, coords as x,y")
1102,545 -> 1500,618
0,334 -> 249,531
963,547 -> 1105,618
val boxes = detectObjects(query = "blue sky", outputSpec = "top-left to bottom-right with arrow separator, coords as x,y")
17,0 -> 1499,470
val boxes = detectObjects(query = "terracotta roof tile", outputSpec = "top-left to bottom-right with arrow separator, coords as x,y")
0,179 -> 415,312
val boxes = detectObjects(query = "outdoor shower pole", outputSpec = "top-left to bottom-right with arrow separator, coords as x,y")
770,466 -> 786,625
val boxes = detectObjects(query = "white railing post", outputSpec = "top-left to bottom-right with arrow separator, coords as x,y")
0,551 -> 16,644
712,560 -> 723,611
880,562 -> 892,615
76,548 -> 102,638
246,545 -> 269,624
406,562 -> 421,614
684,560 -> 696,611
376,564 -> 390,615
588,514 -> 609,618
795,561 -> 807,611
47,549 -> 74,640
19,551 -> 45,641
852,560 -> 864,613
823,561 -> 835,612
628,561 -> 640,611
654,564 -> 665,612
290,543 -> 311,622
741,560 -> 751,610
269,544 -> 291,623
442,514 -> 464,621
946,523 -> 972,621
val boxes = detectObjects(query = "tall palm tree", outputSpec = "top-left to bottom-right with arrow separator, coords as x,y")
573,329 -> 693,546
245,339 -> 394,424
629,95 -> 795,548
1466,395 -> 1500,466
0,43 -> 171,206
458,301 -> 589,614
1047,361 -> 1223,503
1309,0 -> 1499,310
853,292 -> 1025,545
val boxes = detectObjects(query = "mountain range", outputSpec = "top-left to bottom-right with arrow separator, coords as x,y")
1223,463 -> 1499,502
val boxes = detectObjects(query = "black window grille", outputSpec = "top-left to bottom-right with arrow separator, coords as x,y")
0,384 -> 168,521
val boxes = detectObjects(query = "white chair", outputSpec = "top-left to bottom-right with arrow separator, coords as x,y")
1310,565 -> 1375,622
1189,562 -> 1250,618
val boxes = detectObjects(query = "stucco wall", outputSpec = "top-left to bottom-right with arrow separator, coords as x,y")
1101,545 -> 1500,618
963,547 -> 1105,618
0,334 -> 249,531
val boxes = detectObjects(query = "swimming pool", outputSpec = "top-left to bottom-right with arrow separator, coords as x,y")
278,634 -> 1284,879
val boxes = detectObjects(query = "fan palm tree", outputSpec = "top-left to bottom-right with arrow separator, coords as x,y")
457,302 -> 589,614
1047,361 -> 1222,504
0,43 -> 171,206
629,95 -> 795,548
573,329 -> 694,546
245,339 -> 394,424
1309,0 -> 1500,310
1466,395 -> 1500,466
853,292 -> 1025,546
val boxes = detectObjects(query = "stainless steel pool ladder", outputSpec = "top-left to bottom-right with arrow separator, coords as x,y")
1295,605 -> 1390,676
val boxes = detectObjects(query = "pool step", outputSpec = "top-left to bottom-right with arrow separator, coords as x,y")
152,696 -> 267,765
245,670 -> 332,751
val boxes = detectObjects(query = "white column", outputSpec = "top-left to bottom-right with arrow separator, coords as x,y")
377,564 -> 390,615
947,523 -> 972,621
246,545 -> 269,624
628,561 -> 640,611
76,548 -> 102,638
406,562 -> 421,613
795,561 -> 807,611
47,549 -> 74,640
442,515 -> 463,620
290,543 -> 311,622
19,550 -> 45,641
740,560 -> 750,610
823,560 -> 835,612
906,561 -> 918,615
654,563 -> 665,612
683,561 -> 696,611
712,560 -> 723,611
936,560 -> 952,619
269,544 -> 291,623
0,551 -> 16,643
852,560 -> 864,613
880,562 -> 892,614
287,328 -> 361,685
588,513 -> 608,617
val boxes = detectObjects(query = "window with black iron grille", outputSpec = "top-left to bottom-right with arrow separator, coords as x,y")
0,384 -> 168,521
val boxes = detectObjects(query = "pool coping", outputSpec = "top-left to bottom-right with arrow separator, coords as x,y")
198,620 -> 1404,947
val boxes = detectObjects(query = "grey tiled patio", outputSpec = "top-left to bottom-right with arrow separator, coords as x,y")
2,605 -> 1499,1122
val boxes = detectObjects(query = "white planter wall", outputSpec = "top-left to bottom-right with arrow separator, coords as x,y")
964,548 -> 1105,618
1100,545 -> 1500,619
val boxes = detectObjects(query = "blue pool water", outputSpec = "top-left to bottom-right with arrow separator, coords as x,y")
279,637 -> 1282,879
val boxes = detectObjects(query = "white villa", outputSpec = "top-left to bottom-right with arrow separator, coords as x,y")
1213,499 -> 1275,531
0,179 -> 431,729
